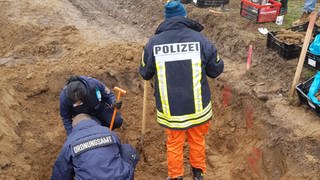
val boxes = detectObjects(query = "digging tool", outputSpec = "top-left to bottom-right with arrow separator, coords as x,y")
208,9 -> 223,15
135,81 -> 149,161
109,87 -> 126,130
289,12 -> 318,98
246,45 -> 253,71
140,81 -> 148,145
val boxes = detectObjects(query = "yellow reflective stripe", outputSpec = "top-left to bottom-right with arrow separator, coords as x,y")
216,53 -> 220,62
157,102 -> 211,121
192,59 -> 202,113
157,103 -> 211,121
156,61 -> 171,116
157,109 -> 213,128
141,50 -> 145,67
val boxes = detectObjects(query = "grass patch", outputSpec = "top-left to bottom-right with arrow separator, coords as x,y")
283,0 -> 305,27
266,0 -> 320,30
302,68 -> 317,79
266,0 -> 304,30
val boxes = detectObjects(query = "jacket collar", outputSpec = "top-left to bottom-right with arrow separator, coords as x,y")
72,119 -> 99,132
155,16 -> 204,35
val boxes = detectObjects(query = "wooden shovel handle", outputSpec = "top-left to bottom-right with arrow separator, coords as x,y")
142,81 -> 148,135
289,12 -> 318,98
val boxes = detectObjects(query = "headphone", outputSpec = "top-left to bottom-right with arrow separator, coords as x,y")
66,76 -> 101,102
66,75 -> 84,85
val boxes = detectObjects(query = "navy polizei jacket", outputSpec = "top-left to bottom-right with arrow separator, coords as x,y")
60,76 -> 118,135
51,119 -> 138,180
139,16 -> 224,129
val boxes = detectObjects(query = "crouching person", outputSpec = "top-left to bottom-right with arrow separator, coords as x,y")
51,113 -> 139,180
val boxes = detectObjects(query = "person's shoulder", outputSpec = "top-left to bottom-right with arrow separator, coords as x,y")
79,75 -> 100,83
90,124 -> 113,135
79,76 -> 102,90
146,35 -> 159,45
89,125 -> 119,141
60,137 -> 73,152
196,33 -> 215,46
78,75 -> 91,82
60,86 -> 67,95
59,87 -> 69,101
66,130 -> 87,148
71,126 -> 117,145
83,76 -> 101,84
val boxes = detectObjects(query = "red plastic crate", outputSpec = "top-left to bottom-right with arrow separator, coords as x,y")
240,0 -> 281,23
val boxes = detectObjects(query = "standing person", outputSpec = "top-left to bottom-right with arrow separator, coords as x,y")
51,113 -> 139,180
60,75 -> 123,135
293,0 -> 320,25
139,1 -> 224,179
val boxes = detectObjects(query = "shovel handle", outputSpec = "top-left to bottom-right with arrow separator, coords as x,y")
114,86 -> 127,95
109,87 -> 126,130
289,12 -> 318,98
142,81 -> 148,135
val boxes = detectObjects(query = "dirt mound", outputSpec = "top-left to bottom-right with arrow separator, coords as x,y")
0,40 -> 145,179
1,0 -> 320,179
68,0 -> 164,35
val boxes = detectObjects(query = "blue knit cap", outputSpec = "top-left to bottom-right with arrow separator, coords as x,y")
164,0 -> 187,19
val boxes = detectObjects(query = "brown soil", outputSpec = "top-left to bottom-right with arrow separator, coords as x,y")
1,0 -> 320,179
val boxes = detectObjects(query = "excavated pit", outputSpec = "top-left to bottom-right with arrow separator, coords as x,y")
0,0 -> 319,179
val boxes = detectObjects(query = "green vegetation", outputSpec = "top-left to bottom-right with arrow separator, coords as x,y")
263,0 -> 304,31
302,67 -> 317,78
269,0 -> 320,29
283,0 -> 305,28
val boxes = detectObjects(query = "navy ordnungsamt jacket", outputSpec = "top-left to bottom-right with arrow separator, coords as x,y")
139,16 -> 224,129
60,76 -> 119,135
51,119 -> 139,180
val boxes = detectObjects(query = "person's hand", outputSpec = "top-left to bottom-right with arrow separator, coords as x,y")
111,100 -> 122,109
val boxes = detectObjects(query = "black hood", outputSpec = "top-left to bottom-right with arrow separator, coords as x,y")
155,16 -> 204,35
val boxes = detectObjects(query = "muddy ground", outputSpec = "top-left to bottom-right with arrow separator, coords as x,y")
0,0 -> 320,179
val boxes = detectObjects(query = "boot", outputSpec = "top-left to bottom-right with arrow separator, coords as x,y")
192,167 -> 204,180
166,176 -> 183,180
292,11 -> 311,26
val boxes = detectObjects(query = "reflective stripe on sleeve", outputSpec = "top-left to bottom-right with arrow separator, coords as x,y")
141,50 -> 145,67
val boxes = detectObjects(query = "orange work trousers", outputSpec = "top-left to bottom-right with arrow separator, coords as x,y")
165,121 -> 210,179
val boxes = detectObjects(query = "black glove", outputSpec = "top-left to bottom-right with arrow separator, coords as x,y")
111,100 -> 122,109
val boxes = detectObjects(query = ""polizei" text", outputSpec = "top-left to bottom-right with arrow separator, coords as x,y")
153,42 -> 200,56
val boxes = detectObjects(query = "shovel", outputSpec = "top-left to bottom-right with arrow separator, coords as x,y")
137,81 -> 148,160
289,12 -> 318,98
141,81 -> 148,145
109,87 -> 126,130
